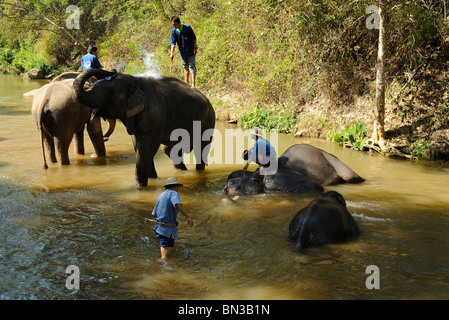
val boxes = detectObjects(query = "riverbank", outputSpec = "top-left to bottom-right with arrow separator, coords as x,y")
213,93 -> 449,163
210,42 -> 449,164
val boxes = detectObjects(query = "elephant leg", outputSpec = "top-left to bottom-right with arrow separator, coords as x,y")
161,144 -> 188,171
43,132 -> 57,163
73,128 -> 85,155
133,135 -> 159,186
55,136 -> 71,165
86,117 -> 106,157
194,136 -> 212,171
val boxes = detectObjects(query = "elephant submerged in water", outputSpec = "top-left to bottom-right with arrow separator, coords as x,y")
222,143 -> 364,199
73,69 -> 215,186
30,72 -> 116,168
288,191 -> 360,249
222,168 -> 324,199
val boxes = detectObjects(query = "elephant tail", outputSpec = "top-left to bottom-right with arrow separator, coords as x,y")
38,108 -> 49,169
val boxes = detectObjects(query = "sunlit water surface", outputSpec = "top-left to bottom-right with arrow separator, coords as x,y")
1,74 -> 449,300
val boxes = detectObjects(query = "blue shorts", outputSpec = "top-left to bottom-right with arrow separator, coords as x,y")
155,232 -> 175,247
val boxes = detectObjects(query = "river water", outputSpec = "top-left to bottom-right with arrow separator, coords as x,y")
1,73 -> 449,300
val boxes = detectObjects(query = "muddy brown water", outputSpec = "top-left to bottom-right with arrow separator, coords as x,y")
1,73 -> 449,300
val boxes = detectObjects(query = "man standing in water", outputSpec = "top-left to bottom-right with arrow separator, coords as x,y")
169,16 -> 198,88
152,177 -> 194,260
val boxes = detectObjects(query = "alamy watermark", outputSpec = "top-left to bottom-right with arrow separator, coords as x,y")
366,5 -> 380,30
66,5 -> 80,30
365,265 -> 380,289
169,122 -> 279,173
65,265 -> 80,290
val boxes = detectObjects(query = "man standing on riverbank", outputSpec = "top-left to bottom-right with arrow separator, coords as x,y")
152,177 -> 194,260
169,16 -> 198,88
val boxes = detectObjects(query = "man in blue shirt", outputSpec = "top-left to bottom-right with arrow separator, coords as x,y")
152,177 -> 193,260
81,45 -> 102,72
169,16 -> 198,88
243,127 -> 278,179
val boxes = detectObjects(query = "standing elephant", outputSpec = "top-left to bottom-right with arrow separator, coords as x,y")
73,69 -> 215,186
278,144 -> 365,186
288,191 -> 360,249
30,72 -> 115,168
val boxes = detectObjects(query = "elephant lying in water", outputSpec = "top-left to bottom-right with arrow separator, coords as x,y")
30,72 -> 116,168
279,144 -> 365,186
222,143 -> 364,200
222,168 -> 324,200
288,191 -> 360,249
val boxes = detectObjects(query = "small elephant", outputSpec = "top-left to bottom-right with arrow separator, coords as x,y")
31,72 -> 115,168
278,144 -> 365,186
288,191 -> 360,249
222,168 -> 323,199
73,69 -> 215,186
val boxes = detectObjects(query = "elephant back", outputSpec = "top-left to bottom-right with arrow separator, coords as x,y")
288,192 -> 360,248
278,144 -> 364,186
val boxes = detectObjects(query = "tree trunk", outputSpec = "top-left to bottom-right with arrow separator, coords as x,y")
371,1 -> 387,151
444,0 -> 447,21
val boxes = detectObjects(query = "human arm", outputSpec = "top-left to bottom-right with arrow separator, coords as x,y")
93,56 -> 102,69
170,29 -> 176,61
243,159 -> 253,171
170,44 -> 176,61
175,203 -> 193,227
193,39 -> 198,55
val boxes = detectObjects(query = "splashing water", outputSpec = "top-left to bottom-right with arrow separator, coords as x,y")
136,51 -> 162,78
114,60 -> 128,73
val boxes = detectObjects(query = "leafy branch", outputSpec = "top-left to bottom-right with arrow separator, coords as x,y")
0,0 -> 86,53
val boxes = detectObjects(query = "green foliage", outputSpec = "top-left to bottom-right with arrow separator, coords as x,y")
0,38 -> 53,74
239,107 -> 297,133
410,138 -> 433,158
328,121 -> 368,151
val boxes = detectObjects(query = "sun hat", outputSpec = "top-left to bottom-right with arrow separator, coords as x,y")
249,127 -> 264,137
164,177 -> 183,187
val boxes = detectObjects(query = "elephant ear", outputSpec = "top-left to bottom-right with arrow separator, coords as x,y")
125,87 -> 146,118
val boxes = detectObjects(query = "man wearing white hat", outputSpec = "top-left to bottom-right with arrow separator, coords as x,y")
151,177 -> 193,260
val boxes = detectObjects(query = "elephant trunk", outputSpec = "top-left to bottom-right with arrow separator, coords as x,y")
103,118 -> 116,140
73,69 -> 117,109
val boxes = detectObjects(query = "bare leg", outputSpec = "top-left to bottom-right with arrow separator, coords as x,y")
160,246 -> 175,260
184,67 -> 190,85
191,72 -> 196,88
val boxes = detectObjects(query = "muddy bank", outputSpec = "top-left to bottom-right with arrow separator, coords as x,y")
212,84 -> 449,163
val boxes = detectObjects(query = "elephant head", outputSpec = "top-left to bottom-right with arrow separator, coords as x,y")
73,69 -> 146,134
224,170 -> 264,196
